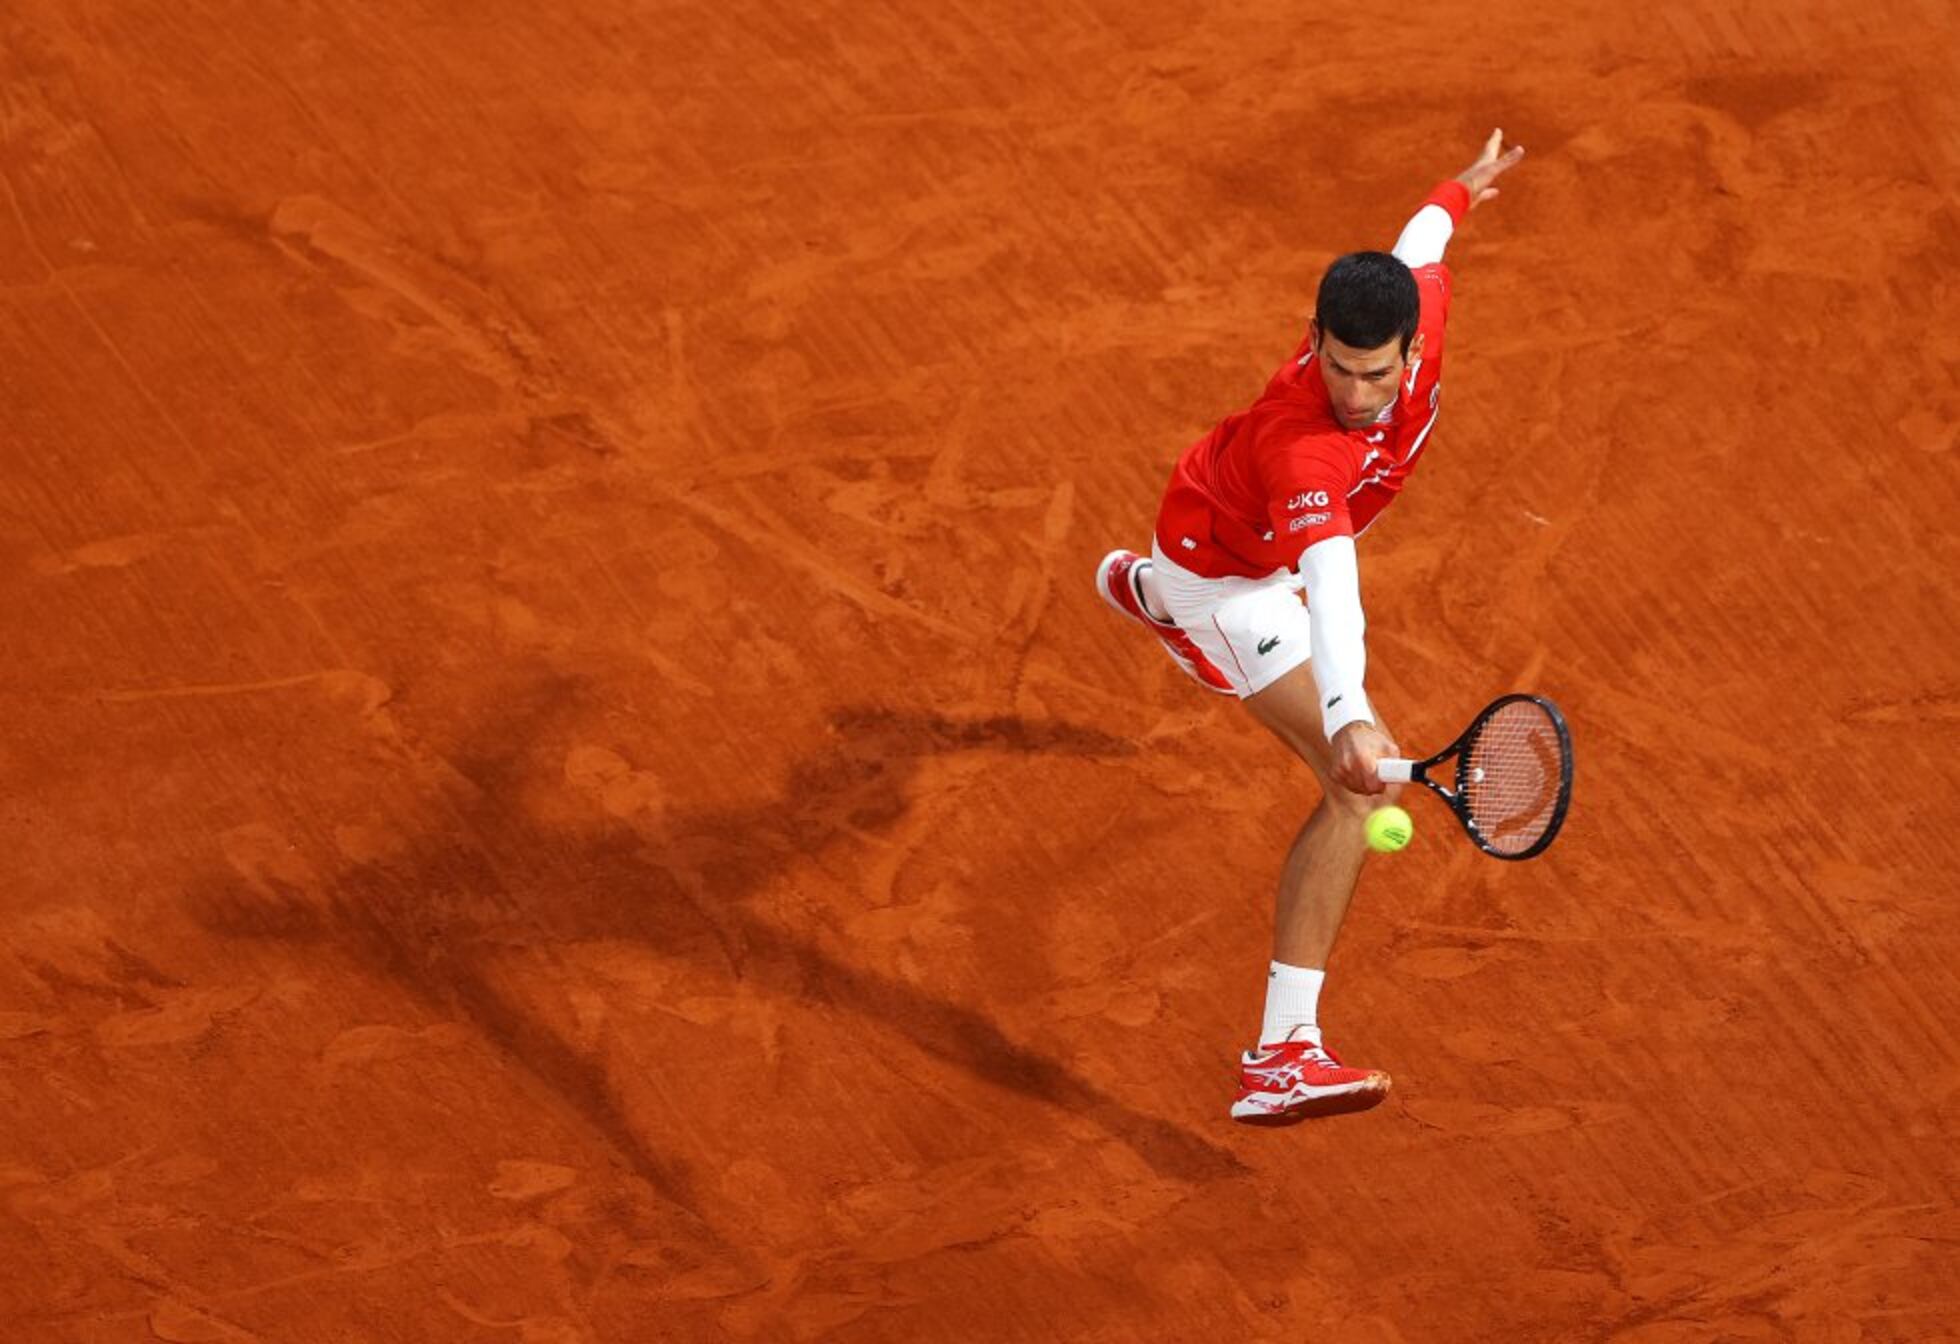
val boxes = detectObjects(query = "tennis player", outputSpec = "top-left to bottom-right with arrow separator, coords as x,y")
1096,131 -> 1525,1123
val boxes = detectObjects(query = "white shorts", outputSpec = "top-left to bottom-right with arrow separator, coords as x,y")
1149,541 -> 1312,698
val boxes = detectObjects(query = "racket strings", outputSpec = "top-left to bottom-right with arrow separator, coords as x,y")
1463,701 -> 1561,856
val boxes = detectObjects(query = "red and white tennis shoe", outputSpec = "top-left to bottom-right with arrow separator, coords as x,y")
1095,549 -> 1233,694
1231,1032 -> 1391,1124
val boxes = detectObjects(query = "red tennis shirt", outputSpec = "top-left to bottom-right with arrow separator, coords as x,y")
1154,188 -> 1465,580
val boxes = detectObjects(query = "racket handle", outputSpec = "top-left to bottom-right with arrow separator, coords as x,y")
1377,758 -> 1414,784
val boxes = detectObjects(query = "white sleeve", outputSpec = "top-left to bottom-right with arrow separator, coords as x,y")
1297,536 -> 1374,739
1392,204 -> 1456,269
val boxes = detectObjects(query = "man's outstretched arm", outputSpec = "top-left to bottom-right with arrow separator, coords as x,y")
1392,128 -> 1526,268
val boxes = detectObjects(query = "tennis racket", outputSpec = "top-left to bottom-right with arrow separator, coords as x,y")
1375,694 -> 1573,860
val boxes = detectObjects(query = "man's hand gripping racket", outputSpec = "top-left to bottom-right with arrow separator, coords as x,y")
1375,694 -> 1574,860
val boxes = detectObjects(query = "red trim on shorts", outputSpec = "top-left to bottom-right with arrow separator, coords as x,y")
1211,614 -> 1250,686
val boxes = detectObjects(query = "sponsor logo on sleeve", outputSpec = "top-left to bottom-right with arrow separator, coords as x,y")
1285,490 -> 1330,511
1287,512 -> 1332,533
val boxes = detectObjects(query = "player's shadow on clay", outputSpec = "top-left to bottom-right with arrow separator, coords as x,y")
185,675 -> 1248,1234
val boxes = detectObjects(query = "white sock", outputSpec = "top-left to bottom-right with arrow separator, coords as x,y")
1260,961 -> 1325,1045
1133,560 -> 1173,624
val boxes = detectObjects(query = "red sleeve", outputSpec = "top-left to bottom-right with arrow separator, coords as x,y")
1265,436 -> 1358,554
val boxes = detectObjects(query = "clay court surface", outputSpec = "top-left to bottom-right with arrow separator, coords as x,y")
4,1 -> 1958,1339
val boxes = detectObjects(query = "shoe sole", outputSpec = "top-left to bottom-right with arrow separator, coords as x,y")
1231,1072 -> 1393,1126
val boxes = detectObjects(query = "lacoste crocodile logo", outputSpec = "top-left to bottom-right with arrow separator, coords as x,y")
1257,636 -> 1282,655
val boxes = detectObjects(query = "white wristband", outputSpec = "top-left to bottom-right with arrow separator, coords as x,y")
1322,689 -> 1375,740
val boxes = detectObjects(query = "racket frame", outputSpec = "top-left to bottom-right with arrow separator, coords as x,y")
1377,693 -> 1573,861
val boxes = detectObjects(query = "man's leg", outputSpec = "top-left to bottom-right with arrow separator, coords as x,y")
1242,663 -> 1398,971
1144,550 -> 1401,1117
1146,550 -> 1397,976
1217,659 -> 1405,1121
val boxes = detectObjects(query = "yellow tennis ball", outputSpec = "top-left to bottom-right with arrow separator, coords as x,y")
1365,805 -> 1413,853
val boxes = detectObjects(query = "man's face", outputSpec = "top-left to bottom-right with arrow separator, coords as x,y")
1312,322 -> 1425,430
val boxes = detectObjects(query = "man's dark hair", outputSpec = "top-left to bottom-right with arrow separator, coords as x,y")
1315,252 -> 1421,355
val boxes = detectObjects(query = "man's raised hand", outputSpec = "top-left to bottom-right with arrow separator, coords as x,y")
1456,129 -> 1525,209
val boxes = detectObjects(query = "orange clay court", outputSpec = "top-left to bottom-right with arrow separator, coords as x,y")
2,2 -> 1957,1341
